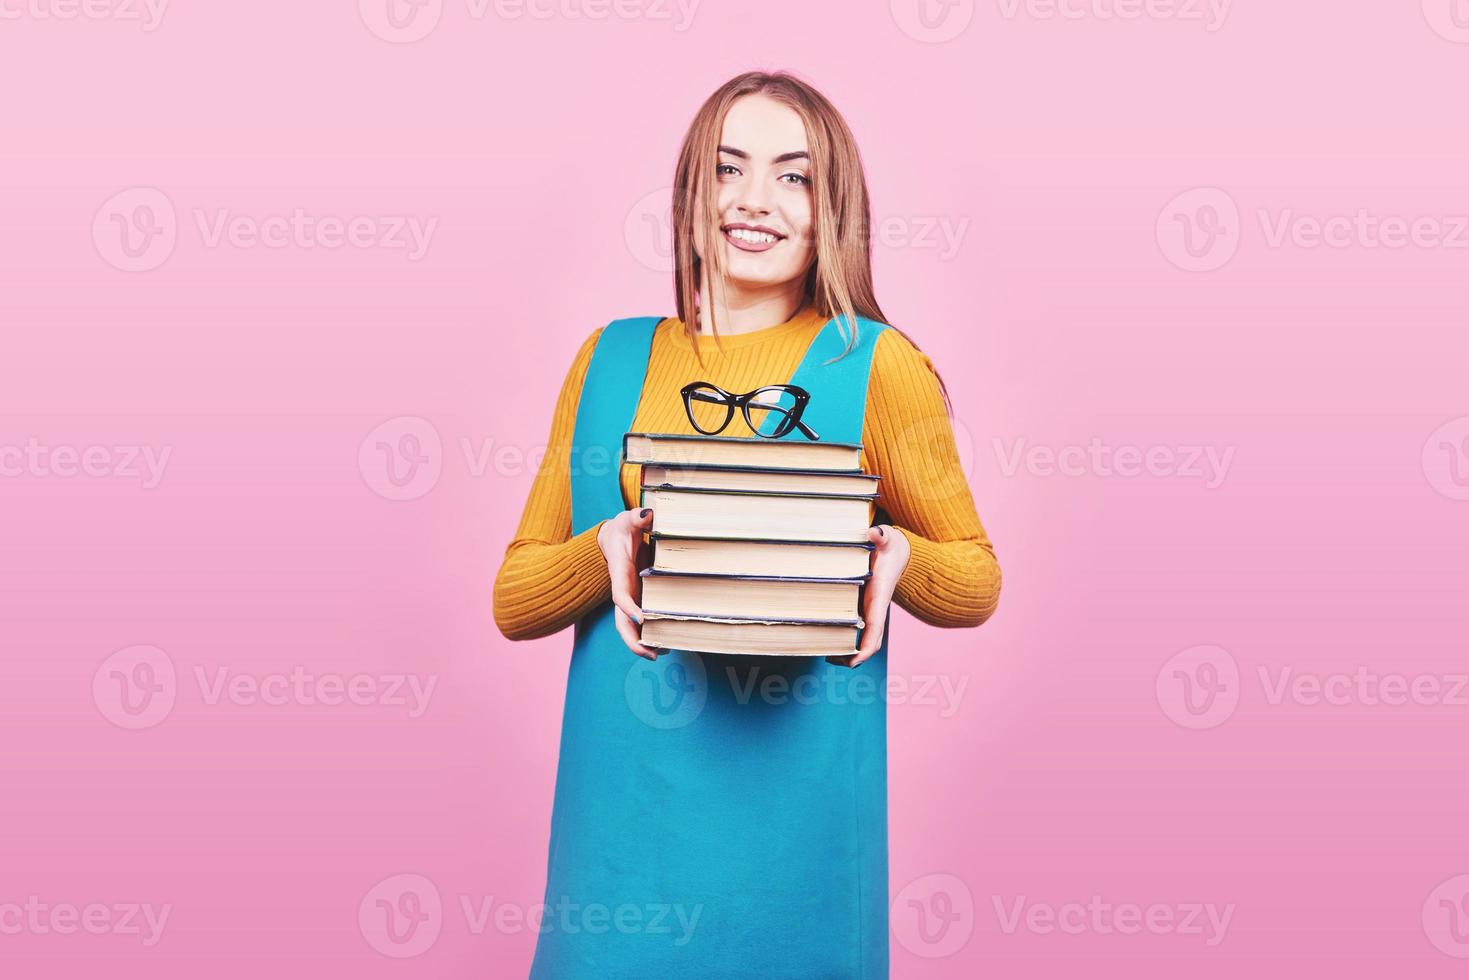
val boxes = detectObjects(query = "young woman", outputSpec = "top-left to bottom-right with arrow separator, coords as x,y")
493,71 -> 1001,980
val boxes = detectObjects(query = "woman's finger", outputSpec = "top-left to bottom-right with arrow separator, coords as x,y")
851,583 -> 892,666
607,540 -> 645,616
609,580 -> 644,631
828,526 -> 900,668
597,507 -> 658,658
614,605 -> 659,659
826,588 -> 885,669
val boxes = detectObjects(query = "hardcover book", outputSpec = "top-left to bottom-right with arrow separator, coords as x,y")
640,486 -> 875,544
642,462 -> 880,497
625,431 -> 876,656
639,612 -> 863,658
649,533 -> 874,579
640,568 -> 865,621
623,431 -> 862,472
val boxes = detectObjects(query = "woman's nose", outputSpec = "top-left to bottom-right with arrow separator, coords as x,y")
735,184 -> 772,218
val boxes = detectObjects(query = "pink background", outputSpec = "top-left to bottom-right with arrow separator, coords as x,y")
3,1 -> 1468,976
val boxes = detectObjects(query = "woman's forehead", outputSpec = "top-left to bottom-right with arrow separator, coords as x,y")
720,94 -> 808,156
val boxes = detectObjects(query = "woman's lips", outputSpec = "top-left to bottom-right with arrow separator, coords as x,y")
722,225 -> 784,253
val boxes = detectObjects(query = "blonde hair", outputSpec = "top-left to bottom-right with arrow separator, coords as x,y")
670,70 -> 951,415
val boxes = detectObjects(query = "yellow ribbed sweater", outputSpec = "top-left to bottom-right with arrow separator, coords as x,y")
492,304 -> 1002,641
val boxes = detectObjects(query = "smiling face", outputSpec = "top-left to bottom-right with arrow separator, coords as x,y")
700,93 -> 817,297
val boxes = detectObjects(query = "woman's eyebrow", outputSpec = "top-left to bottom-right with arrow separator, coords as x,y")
717,145 -> 810,164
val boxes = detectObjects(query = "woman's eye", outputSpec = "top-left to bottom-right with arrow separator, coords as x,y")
780,172 -> 811,186
716,163 -> 740,178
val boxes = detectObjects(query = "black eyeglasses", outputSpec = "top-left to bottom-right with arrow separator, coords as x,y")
680,381 -> 820,441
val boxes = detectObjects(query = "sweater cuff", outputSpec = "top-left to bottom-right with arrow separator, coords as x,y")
889,524 -> 936,603
566,519 -> 612,597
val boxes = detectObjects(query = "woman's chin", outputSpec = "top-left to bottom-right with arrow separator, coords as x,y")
722,252 -> 801,289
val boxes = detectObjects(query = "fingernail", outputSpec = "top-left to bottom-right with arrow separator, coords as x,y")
634,614 -> 643,624
640,508 -> 651,518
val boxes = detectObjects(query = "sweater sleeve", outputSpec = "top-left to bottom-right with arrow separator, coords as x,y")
864,329 -> 1003,629
492,327 -> 615,641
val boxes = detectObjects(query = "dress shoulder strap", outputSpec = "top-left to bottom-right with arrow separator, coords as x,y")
569,316 -> 662,534
769,314 -> 890,447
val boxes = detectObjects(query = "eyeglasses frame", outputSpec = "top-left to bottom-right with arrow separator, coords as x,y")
679,381 -> 820,441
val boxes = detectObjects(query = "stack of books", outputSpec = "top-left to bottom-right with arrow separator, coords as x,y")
622,432 -> 879,657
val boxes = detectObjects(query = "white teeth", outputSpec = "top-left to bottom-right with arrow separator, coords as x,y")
726,227 -> 778,245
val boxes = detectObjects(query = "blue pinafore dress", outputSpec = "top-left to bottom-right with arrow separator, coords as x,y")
529,314 -> 892,980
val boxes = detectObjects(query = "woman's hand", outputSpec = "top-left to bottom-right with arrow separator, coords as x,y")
597,507 -> 660,660
828,524 -> 911,669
